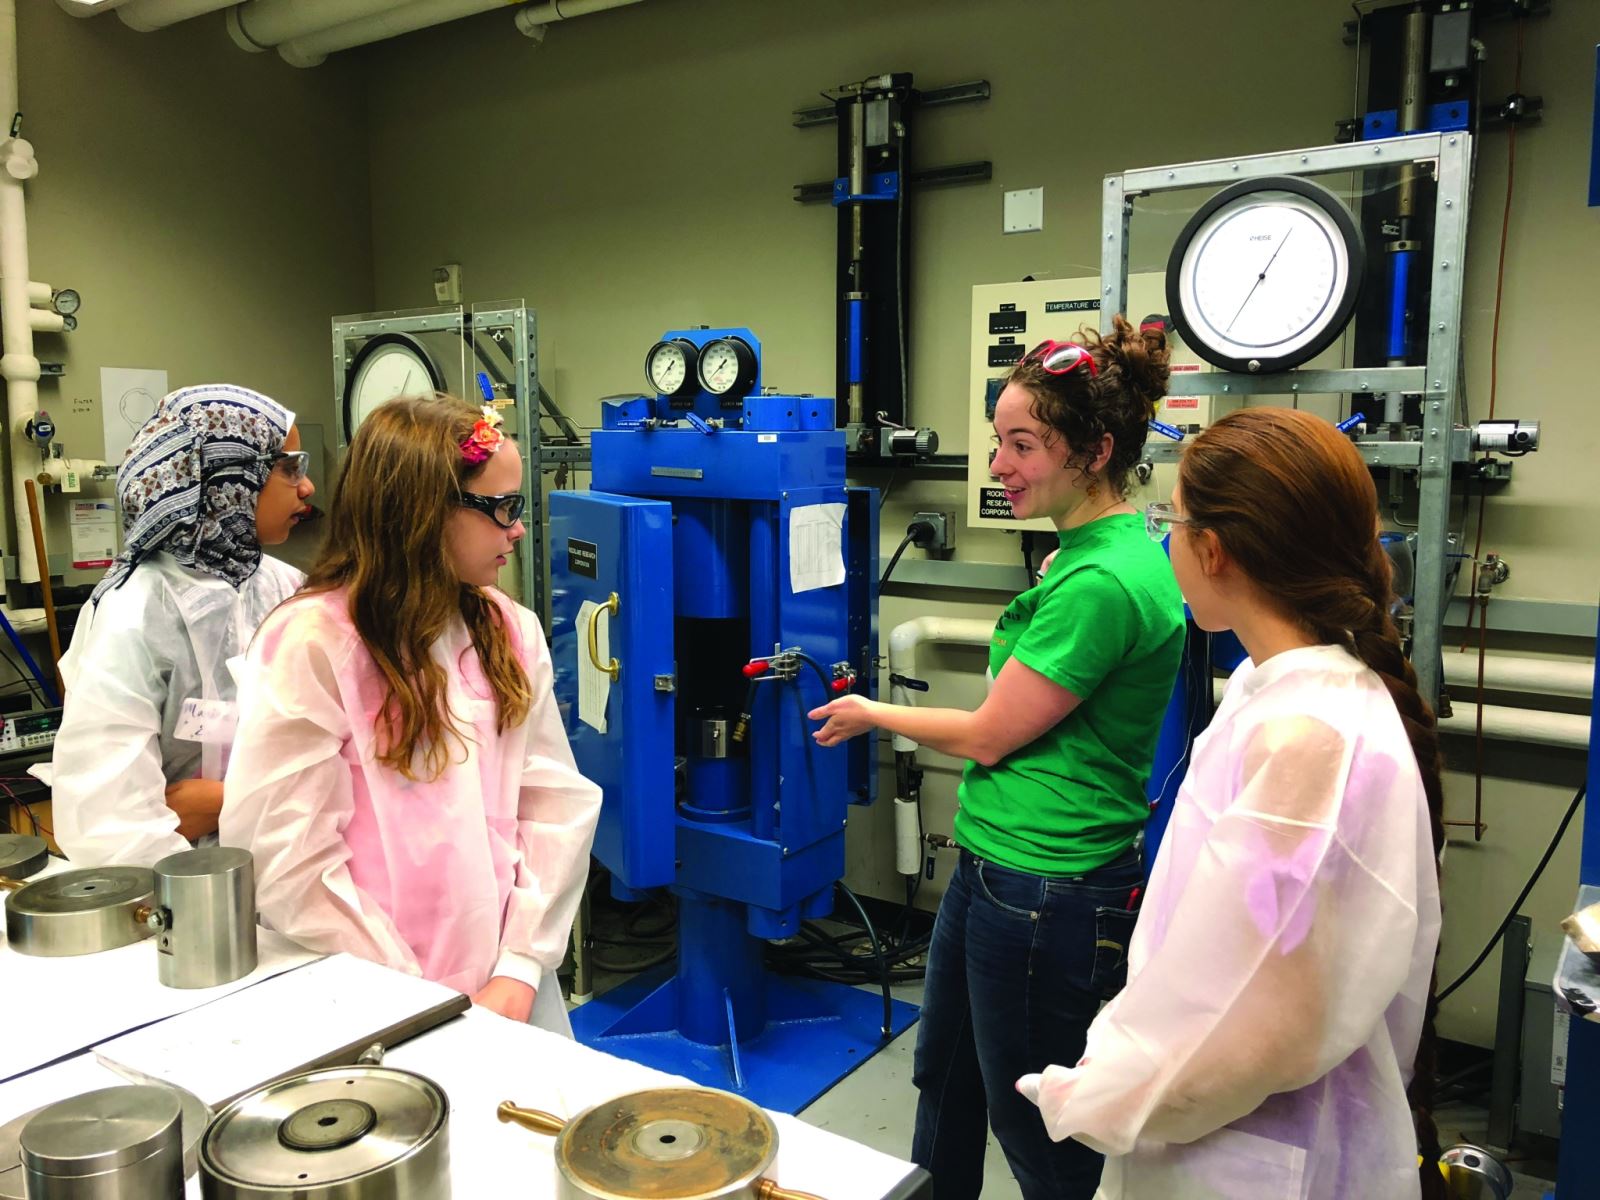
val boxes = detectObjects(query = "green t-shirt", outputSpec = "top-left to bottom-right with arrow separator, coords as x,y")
954,513 -> 1185,876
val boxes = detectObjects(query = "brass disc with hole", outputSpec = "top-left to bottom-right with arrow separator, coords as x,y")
557,1088 -> 778,1200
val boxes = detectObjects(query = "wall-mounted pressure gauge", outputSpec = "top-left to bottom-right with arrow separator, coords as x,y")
51,289 -> 80,317
696,336 -> 757,402
343,332 -> 444,440
1166,176 -> 1363,374
645,339 -> 700,399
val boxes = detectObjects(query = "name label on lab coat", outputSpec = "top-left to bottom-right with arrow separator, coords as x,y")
175,698 -> 239,744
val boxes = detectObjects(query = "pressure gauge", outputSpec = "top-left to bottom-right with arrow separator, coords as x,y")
50,288 -> 80,317
644,339 -> 699,399
1166,176 -> 1364,374
696,336 -> 757,401
343,333 -> 444,439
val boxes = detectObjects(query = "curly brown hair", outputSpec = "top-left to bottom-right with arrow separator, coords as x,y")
1003,313 -> 1171,496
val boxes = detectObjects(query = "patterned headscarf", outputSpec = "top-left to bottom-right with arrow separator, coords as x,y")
90,384 -> 295,603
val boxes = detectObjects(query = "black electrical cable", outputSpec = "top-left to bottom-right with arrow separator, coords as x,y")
1438,782 -> 1586,1004
835,882 -> 893,1037
880,531 -> 917,588
790,650 -> 836,698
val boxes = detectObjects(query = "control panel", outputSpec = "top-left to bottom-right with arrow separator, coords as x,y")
966,273 -> 1226,530
0,708 -> 62,755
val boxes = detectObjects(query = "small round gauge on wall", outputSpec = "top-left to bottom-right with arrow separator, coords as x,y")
50,288 -> 80,317
696,336 -> 758,404
1166,176 -> 1364,374
343,333 -> 445,440
644,339 -> 700,400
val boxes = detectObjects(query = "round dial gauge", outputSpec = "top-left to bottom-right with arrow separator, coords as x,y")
695,336 -> 757,398
343,334 -> 444,439
1166,176 -> 1364,374
644,339 -> 699,398
51,288 -> 80,317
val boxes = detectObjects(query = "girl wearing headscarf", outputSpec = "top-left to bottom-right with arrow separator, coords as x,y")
48,384 -> 315,867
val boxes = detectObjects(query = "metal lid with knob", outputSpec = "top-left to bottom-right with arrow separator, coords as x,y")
4,867 -> 156,957
18,1085 -> 184,1196
499,1088 -> 827,1200
199,1065 -> 449,1198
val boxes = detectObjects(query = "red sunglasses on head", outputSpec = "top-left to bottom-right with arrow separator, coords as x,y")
1022,340 -> 1098,378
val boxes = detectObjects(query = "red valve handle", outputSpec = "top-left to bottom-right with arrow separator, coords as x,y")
742,660 -> 769,678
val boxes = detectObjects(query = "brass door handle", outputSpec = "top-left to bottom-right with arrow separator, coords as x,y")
586,592 -> 620,682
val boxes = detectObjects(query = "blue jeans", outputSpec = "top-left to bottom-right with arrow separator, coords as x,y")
911,847 -> 1144,1200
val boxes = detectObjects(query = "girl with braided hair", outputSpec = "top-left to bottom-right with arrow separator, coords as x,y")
1018,406 -> 1445,1199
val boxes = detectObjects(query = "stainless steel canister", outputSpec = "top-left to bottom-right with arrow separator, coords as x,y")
18,1086 -> 183,1199
0,834 -> 48,880
198,1066 -> 449,1199
149,847 -> 257,989
4,868 -> 155,957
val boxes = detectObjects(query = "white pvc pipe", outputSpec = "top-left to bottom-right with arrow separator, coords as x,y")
1210,677 -> 1589,751
25,281 -> 48,305
1440,648 -> 1592,700
27,308 -> 62,333
225,0 -> 403,51
886,616 -> 992,752
36,457 -> 106,487
513,0 -> 643,36
276,0 -> 507,67
0,0 -> 47,586
117,0 -> 242,32
54,0 -> 137,17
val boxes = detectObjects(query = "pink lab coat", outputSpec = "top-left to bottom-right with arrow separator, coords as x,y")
221,588 -> 601,1006
1021,643 -> 1442,1199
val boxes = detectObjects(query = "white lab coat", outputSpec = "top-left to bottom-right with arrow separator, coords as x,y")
48,551 -> 303,867
221,588 -> 601,1037
1023,642 -> 1442,1200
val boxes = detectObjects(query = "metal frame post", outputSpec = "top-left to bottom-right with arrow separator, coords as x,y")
1101,133 -> 1472,706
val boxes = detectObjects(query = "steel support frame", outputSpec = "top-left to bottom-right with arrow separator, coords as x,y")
1102,133 -> 1472,707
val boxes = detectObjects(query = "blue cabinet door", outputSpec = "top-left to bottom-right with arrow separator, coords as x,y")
550,491 -> 676,890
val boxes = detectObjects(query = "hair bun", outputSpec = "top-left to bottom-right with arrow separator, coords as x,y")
1099,313 -> 1171,419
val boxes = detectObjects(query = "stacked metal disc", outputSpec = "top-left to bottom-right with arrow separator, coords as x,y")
4,867 -> 156,957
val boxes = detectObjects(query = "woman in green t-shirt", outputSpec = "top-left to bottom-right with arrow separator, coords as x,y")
810,315 -> 1185,1200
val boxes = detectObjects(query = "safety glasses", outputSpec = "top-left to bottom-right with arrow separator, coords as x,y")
1022,340 -> 1099,378
458,490 -> 526,530
1144,501 -> 1195,543
259,450 -> 311,482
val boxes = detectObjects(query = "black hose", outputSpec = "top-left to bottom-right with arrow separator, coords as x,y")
836,882 -> 893,1038
1438,782 -> 1586,1004
880,531 -> 917,587
791,651 -> 836,698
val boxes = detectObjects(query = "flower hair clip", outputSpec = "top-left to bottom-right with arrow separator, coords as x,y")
460,405 -> 506,464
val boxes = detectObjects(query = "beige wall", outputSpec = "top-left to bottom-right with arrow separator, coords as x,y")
360,0 -> 1598,1046
28,0 -> 1595,1050
15,3 -> 374,581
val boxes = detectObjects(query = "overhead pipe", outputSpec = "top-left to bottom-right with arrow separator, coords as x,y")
225,0 -> 405,52
116,0 -> 242,32
1440,648 -> 1593,700
54,0 -> 138,17
0,0 -> 50,586
513,0 -> 644,37
276,0 -> 519,67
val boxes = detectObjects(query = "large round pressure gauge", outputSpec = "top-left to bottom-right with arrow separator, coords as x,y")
343,333 -> 445,439
1166,176 -> 1364,374
696,336 -> 757,401
645,339 -> 699,398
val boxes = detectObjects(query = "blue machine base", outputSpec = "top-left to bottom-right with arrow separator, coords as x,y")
570,967 -> 919,1114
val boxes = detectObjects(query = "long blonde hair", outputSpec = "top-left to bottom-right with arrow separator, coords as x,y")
303,395 -> 532,780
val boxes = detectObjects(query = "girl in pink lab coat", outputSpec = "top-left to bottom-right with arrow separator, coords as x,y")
1019,408 -> 1447,1199
222,396 -> 601,1030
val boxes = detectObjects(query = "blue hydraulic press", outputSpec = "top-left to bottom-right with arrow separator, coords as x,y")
551,329 -> 917,1113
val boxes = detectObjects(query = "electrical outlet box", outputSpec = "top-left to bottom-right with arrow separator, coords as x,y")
1003,187 -> 1043,234
912,510 -> 957,556
432,263 -> 462,304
